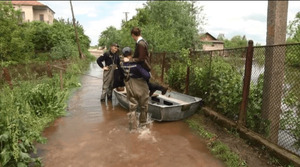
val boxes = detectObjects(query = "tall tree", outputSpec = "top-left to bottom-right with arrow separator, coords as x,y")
287,11 -> 300,43
98,26 -> 121,49
141,1 -> 204,52
223,35 -> 248,49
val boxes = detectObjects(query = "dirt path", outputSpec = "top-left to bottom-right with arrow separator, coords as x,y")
35,56 -> 225,167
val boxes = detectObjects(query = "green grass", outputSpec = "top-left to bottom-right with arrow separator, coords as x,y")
186,113 -> 247,167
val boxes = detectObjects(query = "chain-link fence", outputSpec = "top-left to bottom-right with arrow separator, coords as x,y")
151,42 -> 300,157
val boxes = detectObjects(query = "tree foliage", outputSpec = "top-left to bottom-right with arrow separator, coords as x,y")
0,2 -> 33,62
0,1 -> 91,63
220,35 -> 248,49
98,26 -> 121,49
98,1 -> 205,52
287,11 -> 300,43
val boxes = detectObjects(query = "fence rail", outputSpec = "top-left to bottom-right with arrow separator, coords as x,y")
151,42 -> 300,158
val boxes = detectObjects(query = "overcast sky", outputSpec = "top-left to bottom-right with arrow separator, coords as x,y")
42,1 -> 300,46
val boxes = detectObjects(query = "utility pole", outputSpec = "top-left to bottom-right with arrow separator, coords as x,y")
262,0 -> 288,144
123,12 -> 129,22
70,0 -> 84,59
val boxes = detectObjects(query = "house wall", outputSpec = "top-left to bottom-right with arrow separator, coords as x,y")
13,5 -> 54,24
202,43 -> 224,51
47,9 -> 54,24
200,35 -> 215,41
14,5 -> 33,22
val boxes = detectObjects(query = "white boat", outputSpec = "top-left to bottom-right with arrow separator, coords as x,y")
113,88 -> 203,121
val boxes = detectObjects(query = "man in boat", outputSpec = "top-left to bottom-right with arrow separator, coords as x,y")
121,46 -> 151,129
130,27 -> 168,97
97,43 -> 123,102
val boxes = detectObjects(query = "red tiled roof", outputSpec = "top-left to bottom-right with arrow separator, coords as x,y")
11,0 -> 45,6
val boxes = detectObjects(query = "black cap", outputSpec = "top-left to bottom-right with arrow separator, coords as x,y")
122,47 -> 131,57
111,43 -> 119,48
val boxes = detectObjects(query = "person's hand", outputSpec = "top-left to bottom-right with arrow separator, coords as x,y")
124,57 -> 129,62
103,66 -> 109,71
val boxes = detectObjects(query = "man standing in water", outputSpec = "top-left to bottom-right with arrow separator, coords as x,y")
122,47 -> 150,129
97,43 -> 121,102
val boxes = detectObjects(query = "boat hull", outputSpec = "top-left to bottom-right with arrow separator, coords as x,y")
113,89 -> 203,121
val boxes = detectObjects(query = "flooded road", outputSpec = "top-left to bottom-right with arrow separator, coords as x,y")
35,60 -> 225,167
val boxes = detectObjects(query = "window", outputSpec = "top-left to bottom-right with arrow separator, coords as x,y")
39,14 -> 44,22
22,12 -> 25,20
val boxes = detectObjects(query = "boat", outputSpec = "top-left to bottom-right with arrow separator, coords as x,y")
113,88 -> 203,121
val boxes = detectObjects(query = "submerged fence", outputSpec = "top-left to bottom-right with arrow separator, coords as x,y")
151,42 -> 300,157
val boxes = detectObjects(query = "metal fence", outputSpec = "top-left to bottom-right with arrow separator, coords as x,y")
151,42 -> 300,157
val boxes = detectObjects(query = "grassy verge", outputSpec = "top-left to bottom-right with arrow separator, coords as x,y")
0,57 -> 93,167
185,113 -> 247,167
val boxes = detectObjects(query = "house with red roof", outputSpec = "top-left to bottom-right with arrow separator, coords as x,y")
11,0 -> 55,24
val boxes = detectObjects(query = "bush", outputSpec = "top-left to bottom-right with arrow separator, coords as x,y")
50,41 -> 77,60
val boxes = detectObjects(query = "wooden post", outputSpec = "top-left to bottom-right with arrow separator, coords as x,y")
2,68 -> 13,89
238,40 -> 254,126
70,0 -> 84,59
47,62 -> 53,78
60,70 -> 63,90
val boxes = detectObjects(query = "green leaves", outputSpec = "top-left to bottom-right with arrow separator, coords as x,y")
98,1 -> 204,52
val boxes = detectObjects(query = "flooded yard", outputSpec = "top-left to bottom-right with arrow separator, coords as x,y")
35,61 -> 224,167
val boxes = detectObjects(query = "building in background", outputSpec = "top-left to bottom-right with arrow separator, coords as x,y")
11,0 -> 55,24
199,32 -> 224,51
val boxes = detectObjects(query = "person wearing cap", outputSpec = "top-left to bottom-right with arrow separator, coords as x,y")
130,26 -> 168,97
97,43 -> 122,102
121,46 -> 150,129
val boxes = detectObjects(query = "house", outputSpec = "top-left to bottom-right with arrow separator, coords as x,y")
11,0 -> 55,24
199,32 -> 224,51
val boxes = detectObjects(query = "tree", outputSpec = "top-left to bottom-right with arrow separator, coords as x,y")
223,35 -> 248,49
140,1 -> 204,52
98,26 -> 121,49
98,1 -> 205,53
0,2 -> 34,62
287,11 -> 300,43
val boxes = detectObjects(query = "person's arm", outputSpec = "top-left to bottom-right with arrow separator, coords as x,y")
97,52 -> 110,70
96,55 -> 105,68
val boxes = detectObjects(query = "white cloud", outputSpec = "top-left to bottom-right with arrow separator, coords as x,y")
84,1 -> 146,46
198,1 -> 300,45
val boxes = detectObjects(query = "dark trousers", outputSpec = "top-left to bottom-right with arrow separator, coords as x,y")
148,82 -> 164,93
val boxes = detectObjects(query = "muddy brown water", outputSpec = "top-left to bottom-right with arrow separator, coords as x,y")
35,61 -> 225,167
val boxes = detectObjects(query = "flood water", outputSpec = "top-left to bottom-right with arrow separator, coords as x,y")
35,60 -> 225,167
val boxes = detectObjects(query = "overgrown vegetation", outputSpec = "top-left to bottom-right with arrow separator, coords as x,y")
0,58 -> 91,166
0,1 -> 91,65
0,2 -> 94,166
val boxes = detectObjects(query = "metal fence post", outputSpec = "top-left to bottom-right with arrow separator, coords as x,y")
185,49 -> 192,94
238,40 -> 254,126
161,52 -> 166,83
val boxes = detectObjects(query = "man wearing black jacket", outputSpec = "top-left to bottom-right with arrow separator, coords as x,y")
97,43 -> 122,102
